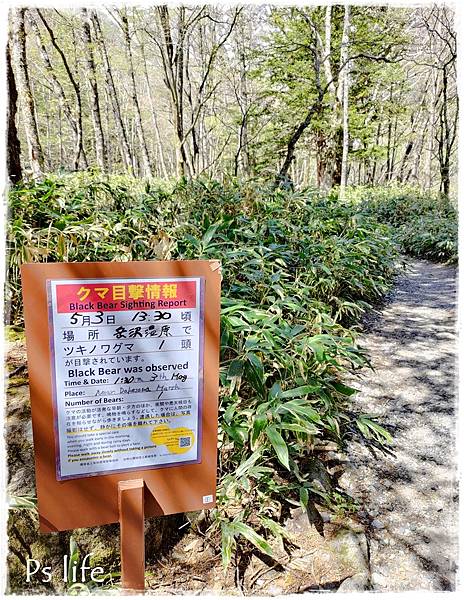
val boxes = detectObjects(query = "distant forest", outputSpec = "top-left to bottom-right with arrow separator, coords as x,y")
7,5 -> 457,195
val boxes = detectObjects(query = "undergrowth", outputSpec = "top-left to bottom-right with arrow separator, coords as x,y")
7,173 -> 451,571
344,185 -> 458,264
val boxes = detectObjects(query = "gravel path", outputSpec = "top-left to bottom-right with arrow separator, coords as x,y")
341,258 -> 458,591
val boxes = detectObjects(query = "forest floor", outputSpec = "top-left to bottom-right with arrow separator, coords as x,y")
5,257 -> 458,594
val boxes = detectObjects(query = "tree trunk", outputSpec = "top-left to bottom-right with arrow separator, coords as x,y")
325,5 -> 341,188
276,100 -> 321,185
155,6 -> 191,178
236,42 -> 252,177
331,128 -> 343,186
81,8 -> 106,171
36,9 -> 87,170
6,43 -> 22,184
426,71 -> 438,191
436,32 -> 457,198
90,10 -> 132,172
370,121 -> 381,184
58,104 -> 64,168
120,10 -> 152,178
184,36 -> 200,175
390,115 -> 398,181
339,5 -> 351,199
324,7 -> 336,96
439,66 -> 450,196
138,37 -> 169,178
315,132 -> 327,187
10,8 -> 44,178
27,10 -> 81,170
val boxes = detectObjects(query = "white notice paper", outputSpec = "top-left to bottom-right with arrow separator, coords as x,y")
47,277 -> 203,480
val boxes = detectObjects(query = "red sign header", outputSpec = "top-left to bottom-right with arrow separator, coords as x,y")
56,280 -> 197,313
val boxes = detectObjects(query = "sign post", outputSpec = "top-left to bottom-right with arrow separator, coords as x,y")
21,260 -> 221,591
118,479 -> 145,591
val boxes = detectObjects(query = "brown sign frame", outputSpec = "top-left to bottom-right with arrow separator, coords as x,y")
21,260 -> 221,533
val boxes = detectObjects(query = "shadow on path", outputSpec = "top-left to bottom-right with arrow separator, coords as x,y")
342,258 -> 458,592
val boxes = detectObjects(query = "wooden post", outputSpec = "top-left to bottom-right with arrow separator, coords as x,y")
118,479 -> 145,591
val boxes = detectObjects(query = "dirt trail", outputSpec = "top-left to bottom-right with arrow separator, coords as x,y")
341,258 -> 458,591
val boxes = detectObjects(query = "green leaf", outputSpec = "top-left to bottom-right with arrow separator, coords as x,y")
202,224 -> 220,247
56,234 -> 66,260
184,233 -> 201,249
357,415 -> 392,444
367,421 -> 392,443
299,486 -> 309,508
278,422 -> 319,434
236,449 -> 263,478
265,425 -> 290,470
223,423 -> 248,445
268,381 -> 282,400
280,384 -> 320,399
246,352 -> 266,398
232,522 -> 273,556
244,336 -> 259,349
247,352 -> 264,374
227,359 -> 244,378
223,403 -> 235,425
306,340 -> 325,362
228,316 -> 248,328
261,517 -> 292,541
251,413 -> 268,447
289,324 -> 306,337
68,537 -> 80,575
221,523 -> 235,568
332,382 -> 358,396
277,400 -> 321,422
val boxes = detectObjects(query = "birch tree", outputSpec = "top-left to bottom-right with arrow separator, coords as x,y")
90,10 -> 133,172
6,43 -> 22,184
116,8 -> 152,177
81,8 -> 106,171
10,8 -> 44,178
36,9 -> 87,169
427,7 -> 457,197
137,31 -> 169,178
153,6 -> 192,178
339,5 -> 351,199
27,10 -> 80,170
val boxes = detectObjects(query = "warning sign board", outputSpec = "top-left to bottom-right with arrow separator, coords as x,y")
21,261 -> 220,532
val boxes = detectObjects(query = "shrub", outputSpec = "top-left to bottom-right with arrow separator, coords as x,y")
344,185 -> 458,264
7,174 -> 398,567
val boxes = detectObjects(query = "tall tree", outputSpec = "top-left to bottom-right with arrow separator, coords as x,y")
27,10 -> 79,170
10,8 -> 44,178
137,31 -> 169,178
90,10 -> 133,172
117,8 -> 152,177
6,43 -> 22,184
425,7 -> 457,196
153,6 -> 192,177
81,8 -> 106,171
339,5 -> 351,198
232,16 -> 254,178
274,9 -> 327,184
36,9 -> 87,169
183,8 -> 241,174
